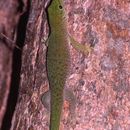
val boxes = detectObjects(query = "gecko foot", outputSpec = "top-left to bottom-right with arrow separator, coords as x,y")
64,88 -> 76,129
41,90 -> 50,111
41,88 -> 76,128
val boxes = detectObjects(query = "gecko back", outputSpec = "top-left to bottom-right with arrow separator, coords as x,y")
47,0 -> 69,129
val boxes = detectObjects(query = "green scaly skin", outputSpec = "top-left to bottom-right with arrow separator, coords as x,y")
47,0 -> 69,130
42,0 -> 92,130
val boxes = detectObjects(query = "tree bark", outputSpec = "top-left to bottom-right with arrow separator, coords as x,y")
0,0 -> 130,130
0,0 -> 27,128
10,0 -> 49,130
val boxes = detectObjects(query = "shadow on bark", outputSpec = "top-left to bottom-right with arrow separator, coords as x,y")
1,1 -> 30,130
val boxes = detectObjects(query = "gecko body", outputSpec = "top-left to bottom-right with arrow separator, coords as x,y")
46,0 -> 69,130
42,0 -> 92,130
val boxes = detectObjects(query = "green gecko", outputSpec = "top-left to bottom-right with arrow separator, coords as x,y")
41,0 -> 92,130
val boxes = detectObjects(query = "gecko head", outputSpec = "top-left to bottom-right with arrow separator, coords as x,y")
48,0 -> 64,17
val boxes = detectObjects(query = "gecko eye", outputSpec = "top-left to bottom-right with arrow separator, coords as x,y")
59,5 -> 63,9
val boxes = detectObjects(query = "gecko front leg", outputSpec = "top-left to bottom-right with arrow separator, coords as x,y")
69,34 -> 93,56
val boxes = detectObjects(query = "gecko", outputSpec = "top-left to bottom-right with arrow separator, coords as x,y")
41,0 -> 92,130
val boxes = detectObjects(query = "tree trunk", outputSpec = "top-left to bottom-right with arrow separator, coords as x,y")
0,0 -> 130,130
0,0 -> 27,128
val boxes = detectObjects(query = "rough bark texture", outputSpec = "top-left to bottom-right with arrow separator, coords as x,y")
0,0 -> 26,129
1,0 -> 129,130
65,0 -> 130,130
10,0 -> 49,130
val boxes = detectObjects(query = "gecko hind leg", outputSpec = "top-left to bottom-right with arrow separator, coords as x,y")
41,89 -> 76,115
64,88 -> 76,118
41,88 -> 76,127
41,90 -> 50,111
64,88 -> 76,129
